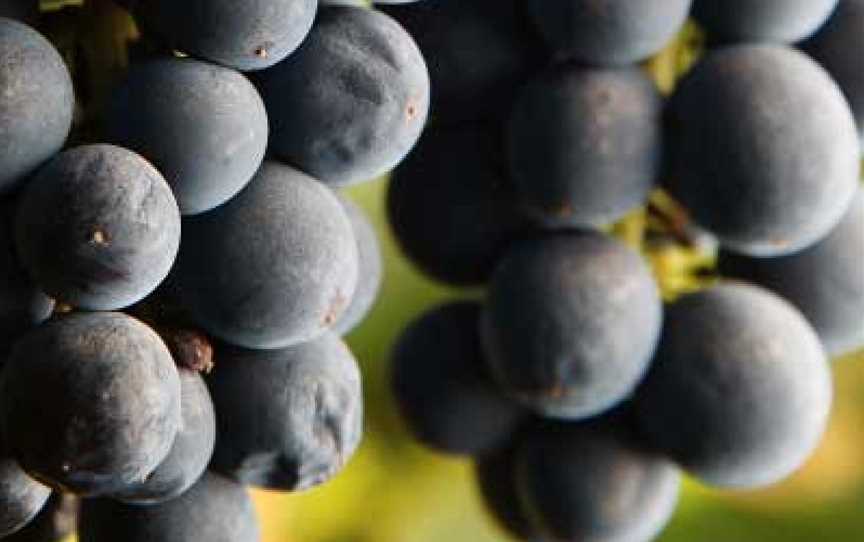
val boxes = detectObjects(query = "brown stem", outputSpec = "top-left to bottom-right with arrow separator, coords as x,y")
159,328 -> 214,374
647,199 -> 697,248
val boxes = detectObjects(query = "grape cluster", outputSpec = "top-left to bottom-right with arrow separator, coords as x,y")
0,1 -> 424,540
387,1 -> 863,541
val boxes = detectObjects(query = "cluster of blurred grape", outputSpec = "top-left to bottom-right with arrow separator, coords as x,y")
384,1 -> 863,541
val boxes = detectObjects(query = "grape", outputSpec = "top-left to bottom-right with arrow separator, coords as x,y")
130,0 -> 317,71
105,58 -> 268,215
15,144 -> 181,311
333,196 -> 383,336
0,461 -> 49,538
391,302 -> 527,456
2,493 -> 77,542
387,124 -> 526,285
379,0 -> 535,124
507,64 -> 662,228
634,283 -> 832,489
481,232 -> 662,420
0,18 -> 74,194
0,199 -> 53,354
109,369 -> 216,505
516,419 -> 681,542
206,332 -> 362,491
0,436 -> 50,539
527,0 -> 692,66
253,6 -> 429,186
78,473 -> 259,542
693,0 -> 840,43
0,312 -> 181,496
0,1 -> 38,23
802,0 -> 864,149
175,161 -> 358,349
665,45 -> 859,257
474,440 -> 539,541
719,189 -> 864,357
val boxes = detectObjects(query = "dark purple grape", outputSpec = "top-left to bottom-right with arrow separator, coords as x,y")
79,473 -> 259,542
176,161 -> 358,349
105,58 -> 268,215
526,0 -> 692,66
0,18 -> 74,194
207,333 -> 363,491
802,0 -> 864,149
718,189 -> 864,357
665,45 -> 859,256
391,302 -> 527,456
693,0 -> 840,43
253,6 -> 429,186
131,0 -> 317,71
15,145 -> 181,311
1,312 -> 181,496
482,232 -> 662,420
635,283 -> 832,489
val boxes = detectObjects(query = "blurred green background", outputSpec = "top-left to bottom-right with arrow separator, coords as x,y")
250,178 -> 864,542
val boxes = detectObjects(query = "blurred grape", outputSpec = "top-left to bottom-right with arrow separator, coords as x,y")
244,178 -> 864,542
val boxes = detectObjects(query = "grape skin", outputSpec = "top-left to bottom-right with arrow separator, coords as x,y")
0,18 -> 74,194
79,473 -> 259,542
482,232 -> 662,421
176,161 -> 358,350
693,0 -> 840,44
719,189 -> 864,357
634,283 -> 832,489
665,45 -> 859,257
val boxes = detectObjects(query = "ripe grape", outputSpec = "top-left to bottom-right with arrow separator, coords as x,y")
15,145 -> 181,311
516,419 -> 681,542
78,473 -> 259,542
634,283 -> 832,489
0,312 -> 181,496
693,0 -> 840,43
380,0 -> 534,124
0,18 -> 74,194
665,45 -> 859,256
105,58 -> 268,215
387,124 -> 526,285
474,439 -> 538,541
253,6 -> 429,186
207,332 -> 363,491
2,493 -> 77,542
176,161 -> 358,349
802,0 -> 864,149
391,302 -> 527,456
719,189 -> 864,357
333,196 -> 383,336
0,445 -> 50,538
507,64 -> 662,228
482,232 -> 662,420
109,369 -> 216,505
526,0 -> 693,66
131,0 -> 317,71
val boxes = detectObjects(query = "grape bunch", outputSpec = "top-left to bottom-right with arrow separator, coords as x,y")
0,1 -> 426,540
386,1 -> 863,541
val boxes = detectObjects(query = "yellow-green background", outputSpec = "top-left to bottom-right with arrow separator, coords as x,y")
32,1 -> 864,540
